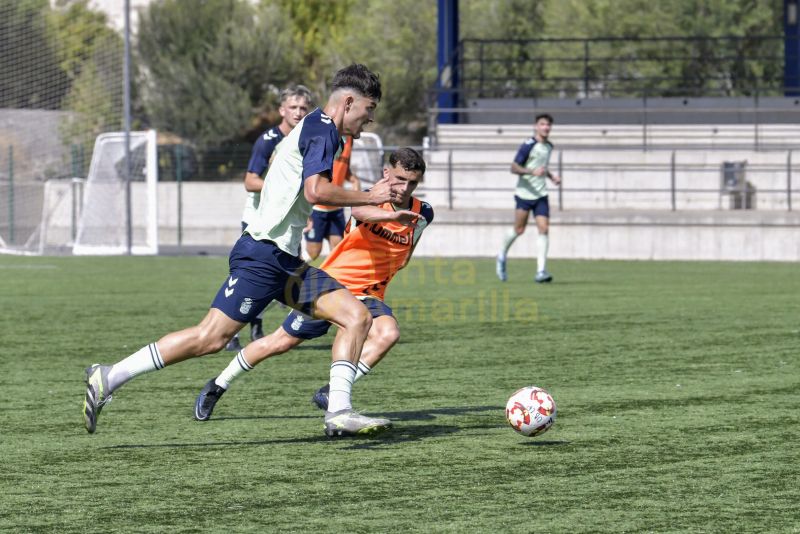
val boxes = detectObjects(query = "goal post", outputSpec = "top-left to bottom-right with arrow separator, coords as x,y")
352,132 -> 385,186
73,130 -> 158,255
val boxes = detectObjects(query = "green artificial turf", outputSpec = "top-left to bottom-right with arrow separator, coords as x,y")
1,255 -> 798,533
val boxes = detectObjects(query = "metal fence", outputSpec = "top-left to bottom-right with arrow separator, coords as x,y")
445,35 -> 792,100
426,98 -> 800,148
416,145 -> 797,212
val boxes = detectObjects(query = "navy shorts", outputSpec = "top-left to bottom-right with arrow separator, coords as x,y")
515,195 -> 550,218
210,234 -> 345,322
305,209 -> 346,243
281,297 -> 395,340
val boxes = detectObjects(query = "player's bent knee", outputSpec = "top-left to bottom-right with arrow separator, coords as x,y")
382,327 -> 400,347
358,308 -> 374,333
342,305 -> 372,334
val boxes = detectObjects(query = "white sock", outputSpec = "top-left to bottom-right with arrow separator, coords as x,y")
499,228 -> 518,259
215,350 -> 253,390
107,342 -> 164,392
353,361 -> 372,383
537,234 -> 549,272
327,360 -> 357,413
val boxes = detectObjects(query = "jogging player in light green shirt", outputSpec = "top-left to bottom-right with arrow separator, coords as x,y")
496,113 -> 561,283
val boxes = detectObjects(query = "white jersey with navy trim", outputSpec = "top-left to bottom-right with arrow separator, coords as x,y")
244,108 -> 342,256
513,137 -> 553,200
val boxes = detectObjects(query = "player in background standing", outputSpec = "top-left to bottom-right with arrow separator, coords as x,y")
83,64 -> 401,437
225,85 -> 313,352
496,113 -> 561,283
304,135 -> 361,260
193,148 -> 432,421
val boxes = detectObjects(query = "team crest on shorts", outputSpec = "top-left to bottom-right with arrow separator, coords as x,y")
240,298 -> 254,315
290,314 -> 305,331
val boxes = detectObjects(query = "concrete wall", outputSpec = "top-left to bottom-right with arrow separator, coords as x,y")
35,180 -> 800,261
413,208 -> 800,262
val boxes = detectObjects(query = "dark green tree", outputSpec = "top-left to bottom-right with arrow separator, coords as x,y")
137,0 -> 299,147
0,0 -> 69,109
48,1 -> 125,172
319,0 -> 438,143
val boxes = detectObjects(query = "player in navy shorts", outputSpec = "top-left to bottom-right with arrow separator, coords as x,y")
496,113 -> 561,283
83,64 -> 402,438
226,84 -> 312,352
191,147 -> 431,420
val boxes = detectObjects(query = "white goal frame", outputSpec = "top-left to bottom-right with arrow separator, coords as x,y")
73,130 -> 158,255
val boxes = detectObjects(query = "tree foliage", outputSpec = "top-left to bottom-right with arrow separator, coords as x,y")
270,0 -> 354,96
460,0 -> 784,97
137,0 -> 299,147
315,0 -> 439,142
0,0 -> 69,109
132,0 -> 785,146
48,1 -> 125,169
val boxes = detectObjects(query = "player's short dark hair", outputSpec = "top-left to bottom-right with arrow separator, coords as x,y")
535,113 -> 554,124
389,147 -> 426,176
331,64 -> 382,101
280,84 -> 313,106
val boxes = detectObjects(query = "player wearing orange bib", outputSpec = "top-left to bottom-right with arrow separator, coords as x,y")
194,148 -> 432,420
322,196 -> 428,301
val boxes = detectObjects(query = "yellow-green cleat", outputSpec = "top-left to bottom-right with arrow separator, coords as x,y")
83,364 -> 112,434
323,409 -> 392,437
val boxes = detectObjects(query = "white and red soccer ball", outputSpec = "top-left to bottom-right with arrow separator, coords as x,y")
505,386 -> 557,437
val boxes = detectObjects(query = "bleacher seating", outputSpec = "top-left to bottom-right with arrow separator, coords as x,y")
421,123 -> 797,211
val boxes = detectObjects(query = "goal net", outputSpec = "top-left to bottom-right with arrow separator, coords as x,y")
352,132 -> 385,186
73,130 -> 159,255
0,131 -> 158,255
1,1 -> 136,255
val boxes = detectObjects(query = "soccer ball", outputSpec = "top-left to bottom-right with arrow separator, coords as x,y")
505,386 -> 557,437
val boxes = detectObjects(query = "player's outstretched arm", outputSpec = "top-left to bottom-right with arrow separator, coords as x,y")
352,206 -> 418,226
305,175 -> 396,206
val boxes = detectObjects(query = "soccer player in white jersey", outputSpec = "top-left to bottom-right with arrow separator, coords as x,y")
225,85 -> 312,352
83,64 -> 401,437
192,148 -> 432,422
496,113 -> 561,283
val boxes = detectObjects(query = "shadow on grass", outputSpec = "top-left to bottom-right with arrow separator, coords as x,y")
377,405 -> 501,421
212,414 -> 319,421
517,440 -> 570,447
101,423 -> 498,452
290,343 -> 332,351
211,404 -> 502,423
101,406 -> 504,451
102,435 -> 331,449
